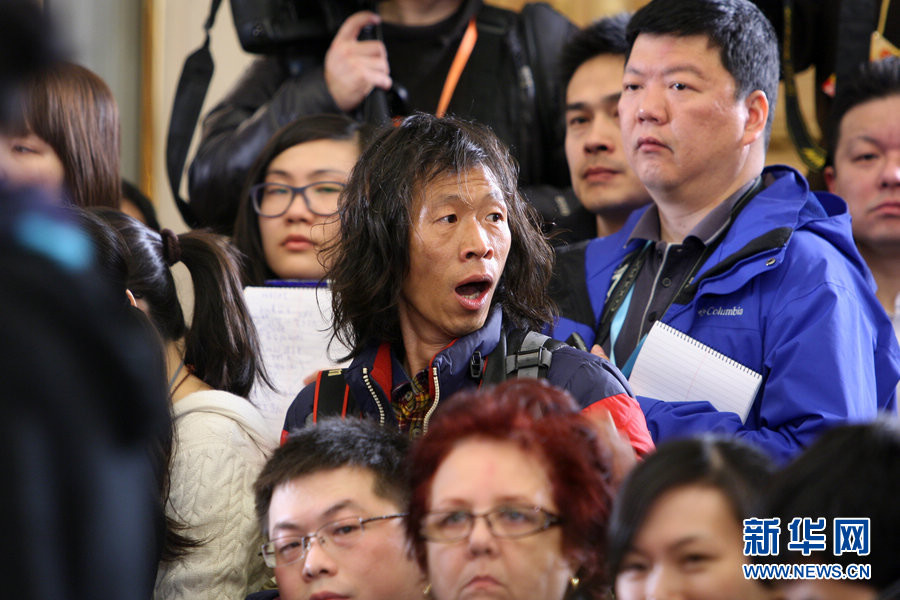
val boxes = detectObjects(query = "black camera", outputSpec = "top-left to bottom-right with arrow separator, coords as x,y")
230,0 -> 374,55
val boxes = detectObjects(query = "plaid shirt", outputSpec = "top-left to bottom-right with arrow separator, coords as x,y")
391,369 -> 433,439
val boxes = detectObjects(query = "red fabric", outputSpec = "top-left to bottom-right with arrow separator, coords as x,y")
583,393 -> 655,456
311,370 -> 323,424
370,342 -> 394,394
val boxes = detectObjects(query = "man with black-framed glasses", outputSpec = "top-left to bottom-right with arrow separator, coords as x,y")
248,417 -> 425,600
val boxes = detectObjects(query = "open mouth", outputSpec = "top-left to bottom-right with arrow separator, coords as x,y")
456,280 -> 491,299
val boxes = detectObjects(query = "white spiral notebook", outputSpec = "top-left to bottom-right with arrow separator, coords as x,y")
628,321 -> 762,422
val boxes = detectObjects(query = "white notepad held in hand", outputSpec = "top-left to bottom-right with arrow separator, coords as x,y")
244,285 -> 350,441
628,321 -> 762,422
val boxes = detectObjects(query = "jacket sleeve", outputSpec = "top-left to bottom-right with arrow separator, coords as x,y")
187,56 -> 341,232
638,270 -> 900,465
548,346 -> 654,455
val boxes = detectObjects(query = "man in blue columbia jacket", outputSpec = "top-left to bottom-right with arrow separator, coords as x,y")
550,0 -> 899,463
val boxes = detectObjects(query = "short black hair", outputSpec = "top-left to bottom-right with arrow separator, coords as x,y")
826,57 -> 900,166
559,13 -> 631,91
759,420 -> 900,591
254,418 -> 411,534
608,436 -> 774,578
626,0 -> 779,143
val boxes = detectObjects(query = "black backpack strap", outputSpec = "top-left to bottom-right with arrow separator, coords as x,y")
312,369 -> 356,420
481,328 -> 568,384
165,0 -> 222,228
506,330 -> 560,378
480,329 -> 508,384
565,332 -> 588,352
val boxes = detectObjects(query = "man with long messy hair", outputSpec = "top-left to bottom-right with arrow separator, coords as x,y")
282,113 -> 652,455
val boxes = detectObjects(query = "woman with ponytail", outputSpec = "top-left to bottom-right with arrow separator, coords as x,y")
94,209 -> 275,600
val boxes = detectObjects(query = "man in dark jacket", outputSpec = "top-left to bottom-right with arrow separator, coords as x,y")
282,114 -> 653,455
188,0 -> 574,233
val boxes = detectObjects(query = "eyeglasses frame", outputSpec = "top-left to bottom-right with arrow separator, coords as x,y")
260,512 -> 407,568
419,505 -> 562,543
249,180 -> 345,218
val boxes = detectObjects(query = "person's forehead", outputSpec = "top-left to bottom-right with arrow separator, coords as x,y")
267,138 -> 358,175
638,484 -> 739,540
567,54 -> 626,102
414,166 -> 504,207
837,95 -> 900,149
628,32 -> 723,70
270,466 -> 398,524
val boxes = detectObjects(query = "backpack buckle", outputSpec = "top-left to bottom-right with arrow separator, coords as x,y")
469,351 -> 484,379
505,347 -> 552,375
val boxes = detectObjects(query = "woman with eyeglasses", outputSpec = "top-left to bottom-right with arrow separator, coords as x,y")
233,114 -> 373,285
406,378 -> 616,600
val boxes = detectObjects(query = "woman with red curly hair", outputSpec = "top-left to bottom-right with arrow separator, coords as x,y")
406,378 -> 616,600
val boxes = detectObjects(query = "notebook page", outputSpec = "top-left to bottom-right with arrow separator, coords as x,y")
244,285 -> 349,441
629,321 -> 762,422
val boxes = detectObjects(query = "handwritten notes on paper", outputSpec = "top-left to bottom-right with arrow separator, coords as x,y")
245,285 -> 350,441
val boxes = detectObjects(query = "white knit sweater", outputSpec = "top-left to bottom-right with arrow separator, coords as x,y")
154,390 -> 276,600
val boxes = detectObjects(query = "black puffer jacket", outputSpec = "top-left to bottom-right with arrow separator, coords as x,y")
187,0 -> 575,233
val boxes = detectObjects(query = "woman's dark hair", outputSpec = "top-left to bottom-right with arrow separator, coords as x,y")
233,113 -> 372,285
760,419 -> 900,591
406,379 -> 614,599
608,436 -> 773,579
329,113 -> 556,359
70,207 -> 131,296
76,207 -> 201,562
94,208 -> 269,398
121,179 -> 161,232
8,61 -> 120,208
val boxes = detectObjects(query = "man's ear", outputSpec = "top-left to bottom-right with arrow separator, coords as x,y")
126,289 -> 138,307
823,165 -> 837,193
741,90 -> 769,147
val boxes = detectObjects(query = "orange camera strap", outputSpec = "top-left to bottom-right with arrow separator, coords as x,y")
435,17 -> 478,118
